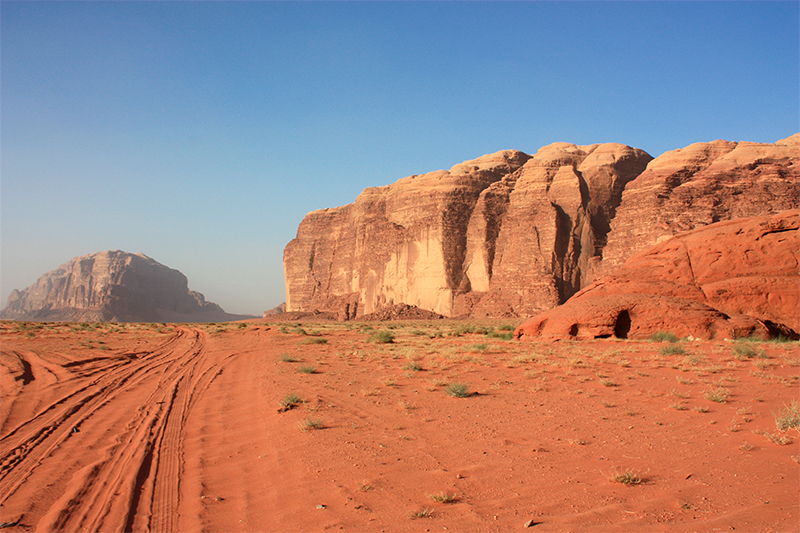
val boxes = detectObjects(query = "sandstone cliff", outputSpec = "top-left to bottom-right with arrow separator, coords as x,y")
284,136 -> 798,319
514,211 -> 800,341
600,133 -> 800,276
284,150 -> 533,317
1,251 -> 246,323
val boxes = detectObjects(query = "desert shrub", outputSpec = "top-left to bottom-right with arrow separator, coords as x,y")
297,365 -> 316,374
612,470 -> 642,485
449,324 -> 490,337
732,341 -> 766,359
301,417 -> 324,430
775,400 -> 800,432
445,382 -> 471,398
704,387 -> 729,403
498,324 -> 516,331
404,361 -> 423,371
650,331 -> 679,343
303,337 -> 328,345
466,343 -> 488,352
428,492 -> 457,503
279,353 -> 297,362
487,330 -> 513,340
660,344 -> 686,356
279,393 -> 304,411
367,330 -> 395,344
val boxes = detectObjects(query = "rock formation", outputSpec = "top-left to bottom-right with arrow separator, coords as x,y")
514,211 -> 799,341
284,150 -> 533,317
600,133 -> 800,276
1,250 -> 246,323
284,143 -> 652,318
457,142 -> 652,317
284,135 -> 798,319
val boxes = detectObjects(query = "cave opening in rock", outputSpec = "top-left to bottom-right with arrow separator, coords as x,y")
614,310 -> 631,339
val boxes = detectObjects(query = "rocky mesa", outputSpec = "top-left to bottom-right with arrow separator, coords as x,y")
284,135 -> 798,319
1,250 -> 247,323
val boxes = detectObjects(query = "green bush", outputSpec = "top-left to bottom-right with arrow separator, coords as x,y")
650,331 -> 679,343
445,382 -> 471,398
368,330 -> 395,344
660,344 -> 686,356
732,341 -> 766,359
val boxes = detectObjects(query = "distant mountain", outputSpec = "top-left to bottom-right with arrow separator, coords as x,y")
1,250 -> 251,323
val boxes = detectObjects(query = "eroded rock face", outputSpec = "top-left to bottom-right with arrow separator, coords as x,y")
284,135 -> 798,319
514,211 -> 800,341
600,134 -> 800,276
1,251 -> 243,323
285,143 -> 652,318
284,150 -> 533,317
458,142 -> 652,317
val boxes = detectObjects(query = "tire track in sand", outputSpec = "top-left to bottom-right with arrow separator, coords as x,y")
0,327 -> 235,532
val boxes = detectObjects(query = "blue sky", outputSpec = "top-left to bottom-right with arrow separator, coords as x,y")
2,1 -> 798,316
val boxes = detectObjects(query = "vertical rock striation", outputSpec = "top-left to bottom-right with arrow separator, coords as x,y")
284,150 -> 532,317
458,142 -> 652,317
284,135 -> 798,319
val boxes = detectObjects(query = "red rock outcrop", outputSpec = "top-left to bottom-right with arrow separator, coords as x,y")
285,135 -> 798,319
600,134 -> 800,277
285,143 -> 652,318
1,251 -> 247,323
458,142 -> 652,317
284,150 -> 533,317
514,211 -> 799,341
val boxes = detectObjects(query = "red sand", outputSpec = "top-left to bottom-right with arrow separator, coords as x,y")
1,321 -> 798,532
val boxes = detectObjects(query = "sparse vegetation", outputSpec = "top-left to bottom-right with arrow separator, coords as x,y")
300,417 -> 324,430
612,470 -> 642,485
704,387 -> 730,403
404,361 -> 423,371
368,330 -> 395,344
279,393 -> 304,411
650,331 -> 679,343
660,344 -> 686,356
279,353 -> 297,362
733,341 -> 766,360
445,382 -> 471,398
428,492 -> 458,503
408,508 -> 433,519
774,400 -> 800,432
297,365 -> 316,374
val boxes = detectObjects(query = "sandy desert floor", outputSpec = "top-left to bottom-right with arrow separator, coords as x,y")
0,320 -> 798,533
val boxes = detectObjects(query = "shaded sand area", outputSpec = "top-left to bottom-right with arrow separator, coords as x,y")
1,321 -> 798,532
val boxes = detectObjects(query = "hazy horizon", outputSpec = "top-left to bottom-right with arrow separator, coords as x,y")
2,1 -> 798,315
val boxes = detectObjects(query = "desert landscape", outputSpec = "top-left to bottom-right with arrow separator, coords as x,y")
1,319 -> 798,532
1,134 -> 799,532
4,2 -> 798,531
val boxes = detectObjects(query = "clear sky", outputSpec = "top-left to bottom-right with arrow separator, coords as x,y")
1,1 -> 798,316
